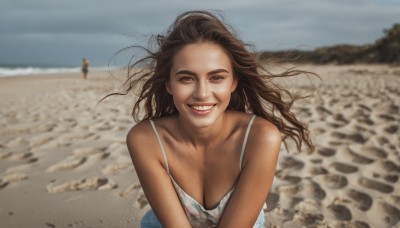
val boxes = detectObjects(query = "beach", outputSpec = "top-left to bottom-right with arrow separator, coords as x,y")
0,65 -> 399,227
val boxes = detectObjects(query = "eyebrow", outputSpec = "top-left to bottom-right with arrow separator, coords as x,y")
175,69 -> 230,76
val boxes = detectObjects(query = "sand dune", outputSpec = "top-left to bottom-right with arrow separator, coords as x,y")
0,65 -> 399,227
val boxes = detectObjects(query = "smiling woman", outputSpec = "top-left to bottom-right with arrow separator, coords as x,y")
166,42 -> 237,129
106,10 -> 315,228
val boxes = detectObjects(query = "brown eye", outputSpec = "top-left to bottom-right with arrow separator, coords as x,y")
210,75 -> 225,81
179,76 -> 194,82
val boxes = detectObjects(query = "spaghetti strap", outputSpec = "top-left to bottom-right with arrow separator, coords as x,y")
149,120 -> 170,175
239,114 -> 256,171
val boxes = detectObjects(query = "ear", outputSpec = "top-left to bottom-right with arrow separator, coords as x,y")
165,81 -> 172,94
231,77 -> 238,93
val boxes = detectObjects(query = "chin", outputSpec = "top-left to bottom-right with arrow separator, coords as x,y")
184,109 -> 226,129
175,102 -> 229,128
191,118 -> 218,128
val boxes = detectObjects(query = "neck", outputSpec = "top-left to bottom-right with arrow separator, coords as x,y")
176,114 -> 228,150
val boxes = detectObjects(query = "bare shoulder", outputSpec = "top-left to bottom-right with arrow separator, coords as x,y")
127,120 -> 152,146
251,116 -> 281,146
126,120 -> 158,159
242,115 -> 282,165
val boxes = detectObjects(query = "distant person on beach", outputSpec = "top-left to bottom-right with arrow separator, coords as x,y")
113,11 -> 314,227
81,57 -> 90,79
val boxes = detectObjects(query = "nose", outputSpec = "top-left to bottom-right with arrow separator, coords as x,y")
193,80 -> 211,99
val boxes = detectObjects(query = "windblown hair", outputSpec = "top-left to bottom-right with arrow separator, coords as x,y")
108,10 -> 315,152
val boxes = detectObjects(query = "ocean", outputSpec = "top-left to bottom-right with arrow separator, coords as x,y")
0,64 -> 109,78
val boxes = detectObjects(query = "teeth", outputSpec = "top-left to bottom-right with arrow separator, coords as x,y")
191,105 -> 214,111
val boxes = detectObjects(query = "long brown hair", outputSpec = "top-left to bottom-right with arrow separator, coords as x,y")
107,10 -> 315,152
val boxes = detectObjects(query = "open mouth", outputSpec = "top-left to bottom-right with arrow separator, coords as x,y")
188,104 -> 216,111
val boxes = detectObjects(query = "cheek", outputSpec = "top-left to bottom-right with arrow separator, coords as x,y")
213,84 -> 233,101
170,84 -> 193,102
215,86 -> 232,95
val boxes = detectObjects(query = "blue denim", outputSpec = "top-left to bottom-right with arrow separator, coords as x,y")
141,210 -> 163,228
141,209 -> 265,228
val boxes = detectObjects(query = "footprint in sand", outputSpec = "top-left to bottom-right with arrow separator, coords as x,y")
295,107 -> 312,119
47,157 -> 87,172
0,173 -> 28,190
346,189 -> 372,211
387,104 -> 399,114
0,180 -> 9,189
56,132 -> 95,146
10,152 -> 32,160
102,163 -> 132,175
135,191 -> 149,209
328,141 -> 344,146
29,133 -> 53,148
378,160 -> 398,173
72,147 -> 107,156
119,183 -> 141,197
2,173 -> 28,182
362,146 -> 387,159
279,157 -> 304,171
384,124 -> 399,134
293,198 -> 321,212
275,174 -> 302,184
378,114 -> 396,122
46,176 -> 117,193
331,131 -> 367,144
310,158 -> 323,164
358,177 -> 394,193
341,147 -> 374,165
0,152 -> 12,160
277,185 -> 302,196
330,162 -> 358,174
377,201 -> 400,226
353,124 -> 370,133
346,221 -> 370,228
33,123 -> 57,134
358,104 -> 372,112
6,137 -> 29,148
343,103 -> 353,109
383,174 -> 398,183
287,212 -> 324,227
302,180 -> 326,201
320,174 -> 348,189
73,146 -> 110,160
277,180 -> 326,200
327,202 -> 352,221
317,147 -> 336,157
373,136 -> 390,145
326,122 -> 344,129
269,206 -> 293,223
316,106 -> 333,116
308,166 -> 328,176
313,128 -> 326,135
332,114 -> 349,124
93,121 -> 112,131
4,138 -> 38,162
47,147 -> 111,172
330,131 -> 346,140
8,152 -> 38,164
265,192 -> 279,212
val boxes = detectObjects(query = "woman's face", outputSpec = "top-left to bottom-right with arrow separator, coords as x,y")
167,42 -> 237,128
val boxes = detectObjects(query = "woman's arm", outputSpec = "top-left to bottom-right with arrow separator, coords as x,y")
127,121 -> 192,228
217,117 -> 282,228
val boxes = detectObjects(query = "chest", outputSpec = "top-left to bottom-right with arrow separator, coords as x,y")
163,135 -> 243,209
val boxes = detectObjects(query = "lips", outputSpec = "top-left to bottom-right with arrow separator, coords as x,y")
191,105 -> 214,111
188,104 -> 216,113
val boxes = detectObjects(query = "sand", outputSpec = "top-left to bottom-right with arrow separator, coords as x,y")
0,65 -> 399,228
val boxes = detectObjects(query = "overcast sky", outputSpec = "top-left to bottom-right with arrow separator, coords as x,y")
1,0 -> 400,67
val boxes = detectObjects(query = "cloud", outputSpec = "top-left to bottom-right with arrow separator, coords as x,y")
1,0 -> 400,65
